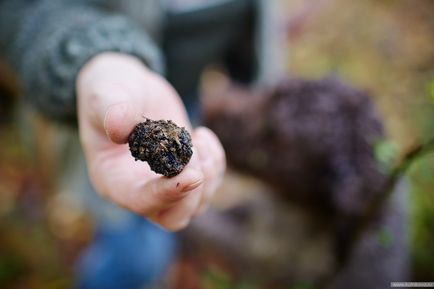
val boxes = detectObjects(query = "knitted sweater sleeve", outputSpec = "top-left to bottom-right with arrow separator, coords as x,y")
0,0 -> 164,122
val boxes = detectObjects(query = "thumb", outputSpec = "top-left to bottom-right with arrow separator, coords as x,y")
103,101 -> 139,144
80,80 -> 140,144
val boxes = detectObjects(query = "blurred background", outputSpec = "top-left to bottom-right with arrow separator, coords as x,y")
0,0 -> 433,288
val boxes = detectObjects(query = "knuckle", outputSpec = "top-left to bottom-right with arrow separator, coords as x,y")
195,126 -> 210,136
162,191 -> 186,203
157,184 -> 186,203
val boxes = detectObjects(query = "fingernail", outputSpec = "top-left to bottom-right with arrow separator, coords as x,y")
103,102 -> 130,141
182,179 -> 203,192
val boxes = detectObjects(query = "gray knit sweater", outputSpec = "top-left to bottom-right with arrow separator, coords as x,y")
0,0 -> 167,121
0,0 -> 282,122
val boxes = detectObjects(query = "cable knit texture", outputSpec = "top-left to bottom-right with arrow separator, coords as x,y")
0,0 -> 164,122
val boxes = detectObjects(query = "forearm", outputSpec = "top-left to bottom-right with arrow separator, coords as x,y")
0,0 -> 164,122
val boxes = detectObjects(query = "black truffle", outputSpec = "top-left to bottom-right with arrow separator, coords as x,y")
128,119 -> 193,177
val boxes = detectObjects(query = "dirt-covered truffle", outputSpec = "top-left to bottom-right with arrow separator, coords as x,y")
128,119 -> 193,177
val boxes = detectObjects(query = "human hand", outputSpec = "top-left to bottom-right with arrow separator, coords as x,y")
76,52 -> 225,231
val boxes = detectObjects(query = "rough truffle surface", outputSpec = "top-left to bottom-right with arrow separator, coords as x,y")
128,119 -> 193,177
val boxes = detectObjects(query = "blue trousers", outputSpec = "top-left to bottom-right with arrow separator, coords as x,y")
75,213 -> 177,289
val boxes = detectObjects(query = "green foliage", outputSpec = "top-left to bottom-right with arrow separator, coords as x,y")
200,266 -> 260,289
201,266 -> 232,289
429,79 -> 434,103
287,0 -> 434,279
0,253 -> 27,285
291,281 -> 316,289
374,140 -> 399,173
377,227 -> 395,248
408,153 -> 434,280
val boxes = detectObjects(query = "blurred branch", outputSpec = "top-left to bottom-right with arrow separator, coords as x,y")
333,137 -> 434,285
366,138 -> 434,230
388,138 -> 434,187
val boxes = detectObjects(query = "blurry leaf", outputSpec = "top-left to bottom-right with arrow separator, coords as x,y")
291,281 -> 316,289
429,79 -> 434,103
201,266 -> 233,289
374,140 -> 399,172
235,281 -> 260,289
0,253 -> 27,285
409,154 -> 434,280
45,277 -> 72,289
377,227 -> 395,248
